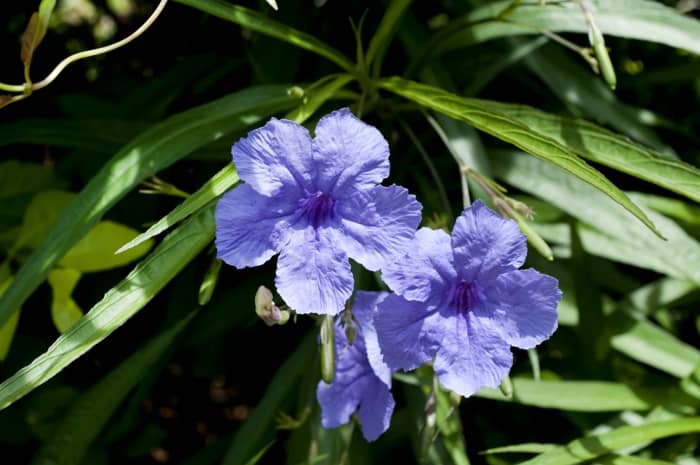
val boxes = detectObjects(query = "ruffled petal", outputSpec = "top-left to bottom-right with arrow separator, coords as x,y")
452,200 -> 527,282
317,377 -> 367,430
375,294 -> 445,371
433,313 -> 513,397
381,228 -> 456,305
479,268 -> 561,349
215,184 -> 297,268
312,108 -> 390,197
331,185 -> 422,271
275,229 -> 353,315
317,315 -> 395,442
357,377 -> 395,441
233,118 -> 315,196
352,291 -> 392,386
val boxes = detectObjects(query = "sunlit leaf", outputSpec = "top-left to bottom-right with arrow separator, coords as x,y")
20,0 -> 56,71
0,85 -> 298,329
47,268 -> 83,334
0,206 -> 215,410
520,418 -> 700,465
378,77 -> 660,237
31,312 -> 195,465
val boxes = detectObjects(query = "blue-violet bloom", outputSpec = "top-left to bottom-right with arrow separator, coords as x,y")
317,291 -> 394,441
376,200 -> 562,397
215,108 -> 422,315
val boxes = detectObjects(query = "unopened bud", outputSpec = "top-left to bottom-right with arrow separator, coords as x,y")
286,86 -> 305,99
499,375 -> 514,399
254,286 -> 289,326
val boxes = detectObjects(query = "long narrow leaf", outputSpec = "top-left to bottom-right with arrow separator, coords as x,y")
475,378 -> 655,412
479,100 -> 700,203
436,0 -> 700,56
173,0 -> 355,73
0,85 -> 298,329
378,77 -> 660,237
117,164 -> 238,254
31,313 -> 195,465
520,418 -> 700,465
0,206 -> 215,410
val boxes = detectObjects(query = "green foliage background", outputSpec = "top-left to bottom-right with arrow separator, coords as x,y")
0,0 -> 699,464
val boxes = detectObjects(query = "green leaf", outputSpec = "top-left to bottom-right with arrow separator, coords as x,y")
242,441 -> 276,465
435,0 -> 700,56
173,0 -> 355,73
598,456 -> 678,465
631,192 -> 700,226
521,45 -> 671,153
0,205 -> 215,411
16,190 -> 74,251
47,268 -> 83,334
475,378 -> 655,412
30,313 -> 194,465
61,221 -> 153,272
610,319 -> 700,379
366,0 -> 412,77
519,418 -> 700,465
378,77 -> 660,237
17,191 -> 153,272
20,0 -> 56,72
492,151 -> 700,285
284,74 -> 355,125
480,101 -> 700,204
0,85 -> 298,329
0,273 -> 20,362
0,119 -> 145,153
116,164 -> 235,254
481,443 -> 557,455
0,161 -> 53,199
221,333 -> 316,465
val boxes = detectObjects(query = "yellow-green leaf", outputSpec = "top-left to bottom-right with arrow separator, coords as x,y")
20,0 -> 56,70
47,268 -> 83,333
61,221 -> 153,272
0,273 -> 20,361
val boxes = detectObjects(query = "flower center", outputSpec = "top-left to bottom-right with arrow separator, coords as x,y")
449,280 -> 482,313
300,191 -> 337,228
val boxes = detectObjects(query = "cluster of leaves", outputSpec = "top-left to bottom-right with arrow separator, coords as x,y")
0,0 -> 699,464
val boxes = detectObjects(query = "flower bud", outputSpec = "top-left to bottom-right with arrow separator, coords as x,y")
254,286 -> 288,326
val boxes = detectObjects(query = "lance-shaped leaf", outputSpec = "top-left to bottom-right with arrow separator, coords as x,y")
434,0 -> 700,56
378,77 -> 660,237
21,0 -> 56,75
0,205 -> 214,411
0,85 -> 298,329
520,418 -> 700,465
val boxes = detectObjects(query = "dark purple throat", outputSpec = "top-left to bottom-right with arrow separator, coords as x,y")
300,191 -> 337,228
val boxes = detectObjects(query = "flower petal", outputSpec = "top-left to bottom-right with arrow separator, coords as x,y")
352,291 -> 391,386
433,313 -> 513,397
312,108 -> 390,196
233,118 -> 314,196
275,229 -> 353,315
317,377 -> 366,430
381,228 -> 456,304
375,294 -> 444,372
452,200 -> 527,282
215,184 -> 296,268
317,317 -> 394,441
357,377 -> 395,441
331,185 -> 422,271
479,268 -> 561,349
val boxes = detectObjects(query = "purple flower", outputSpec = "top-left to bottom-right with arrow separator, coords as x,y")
215,108 -> 421,315
376,200 -> 561,397
317,291 -> 395,441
